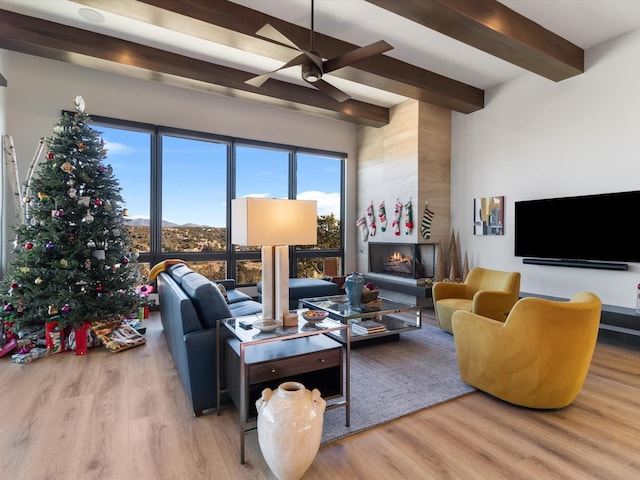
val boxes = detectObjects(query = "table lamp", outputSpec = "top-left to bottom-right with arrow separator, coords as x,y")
231,197 -> 318,323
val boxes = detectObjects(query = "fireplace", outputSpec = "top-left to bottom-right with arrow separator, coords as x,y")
368,242 -> 437,279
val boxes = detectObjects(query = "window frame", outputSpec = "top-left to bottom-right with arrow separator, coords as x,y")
89,115 -> 345,284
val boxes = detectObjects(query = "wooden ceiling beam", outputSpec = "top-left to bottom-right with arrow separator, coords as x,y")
366,0 -> 584,81
77,0 -> 485,114
0,9 -> 389,127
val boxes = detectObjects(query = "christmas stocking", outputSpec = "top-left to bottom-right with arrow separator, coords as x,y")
378,201 -> 387,232
366,202 -> 376,237
392,199 -> 402,236
356,215 -> 369,241
404,199 -> 414,234
421,202 -> 435,239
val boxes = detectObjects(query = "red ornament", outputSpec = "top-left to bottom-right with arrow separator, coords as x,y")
94,198 -> 103,206
47,152 -> 54,159
25,242 -> 33,250
96,284 -> 103,292
10,281 -> 19,289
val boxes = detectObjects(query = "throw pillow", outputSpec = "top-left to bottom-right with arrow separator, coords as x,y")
215,282 -> 229,304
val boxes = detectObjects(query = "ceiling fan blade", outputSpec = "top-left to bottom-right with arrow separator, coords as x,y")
323,40 -> 393,74
245,53 -> 308,87
310,78 -> 351,103
256,23 -> 303,51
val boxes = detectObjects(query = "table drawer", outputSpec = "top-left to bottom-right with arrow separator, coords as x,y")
249,347 -> 341,384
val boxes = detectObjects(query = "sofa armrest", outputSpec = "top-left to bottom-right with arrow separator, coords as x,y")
217,279 -> 236,291
183,326 -> 232,415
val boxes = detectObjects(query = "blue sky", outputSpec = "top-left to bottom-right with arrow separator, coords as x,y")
99,126 -> 341,227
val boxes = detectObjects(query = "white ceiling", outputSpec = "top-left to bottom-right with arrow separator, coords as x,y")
2,0 -> 640,108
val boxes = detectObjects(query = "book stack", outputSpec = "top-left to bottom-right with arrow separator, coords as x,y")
352,319 -> 387,335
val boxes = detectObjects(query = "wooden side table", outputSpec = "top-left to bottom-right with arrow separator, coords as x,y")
216,312 -> 350,464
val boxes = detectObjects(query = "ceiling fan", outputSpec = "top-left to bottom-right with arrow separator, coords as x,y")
245,0 -> 393,102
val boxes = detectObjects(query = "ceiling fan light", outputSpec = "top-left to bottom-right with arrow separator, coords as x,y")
302,63 -> 321,83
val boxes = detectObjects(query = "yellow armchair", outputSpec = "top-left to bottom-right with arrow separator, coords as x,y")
432,267 -> 521,333
451,292 -> 602,409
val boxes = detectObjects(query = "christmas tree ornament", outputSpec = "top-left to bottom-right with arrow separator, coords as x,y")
94,198 -> 103,206
78,196 -> 91,207
48,305 -> 58,315
60,162 -> 73,173
47,152 -> 54,159
421,201 -> 435,239
3,303 -> 13,312
96,284 -> 104,292
35,277 -> 43,285
392,199 -> 402,236
82,211 -> 95,223
378,201 -> 387,232
97,165 -> 106,174
122,256 -> 130,265
60,259 -> 69,268
45,241 -> 54,251
60,304 -> 71,314
37,192 -> 49,201
9,281 -> 19,291
67,188 -> 77,198
87,240 -> 96,248
75,95 -> 85,112
24,241 -> 33,249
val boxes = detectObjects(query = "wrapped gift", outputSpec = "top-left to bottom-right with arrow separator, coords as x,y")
12,347 -> 50,364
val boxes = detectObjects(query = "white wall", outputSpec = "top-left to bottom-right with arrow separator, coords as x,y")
451,29 -> 640,308
0,50 -> 6,270
0,51 -> 359,274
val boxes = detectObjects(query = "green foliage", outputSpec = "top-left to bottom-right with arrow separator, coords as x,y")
0,98 -> 138,330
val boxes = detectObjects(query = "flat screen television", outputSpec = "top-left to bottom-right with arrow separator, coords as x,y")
514,190 -> 640,265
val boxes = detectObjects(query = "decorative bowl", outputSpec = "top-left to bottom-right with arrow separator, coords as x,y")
302,310 -> 329,324
253,320 -> 282,332
360,289 -> 379,303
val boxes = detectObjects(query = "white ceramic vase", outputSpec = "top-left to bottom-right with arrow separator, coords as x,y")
256,381 -> 326,480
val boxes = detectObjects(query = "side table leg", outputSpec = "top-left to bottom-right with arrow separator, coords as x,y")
240,343 -> 246,464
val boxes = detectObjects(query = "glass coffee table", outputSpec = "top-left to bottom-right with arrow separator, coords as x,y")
299,295 -> 421,344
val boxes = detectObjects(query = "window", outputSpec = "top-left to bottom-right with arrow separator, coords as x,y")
91,117 -> 345,284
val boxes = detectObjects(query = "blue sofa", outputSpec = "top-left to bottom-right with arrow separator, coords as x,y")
157,263 -> 262,416
257,278 -> 341,309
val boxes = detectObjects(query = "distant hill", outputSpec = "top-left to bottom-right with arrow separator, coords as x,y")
125,218 -> 212,228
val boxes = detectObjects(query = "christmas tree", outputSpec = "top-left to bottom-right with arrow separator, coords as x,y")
1,96 -> 138,331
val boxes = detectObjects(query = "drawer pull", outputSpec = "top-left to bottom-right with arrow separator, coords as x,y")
271,367 -> 276,373
319,358 -> 325,363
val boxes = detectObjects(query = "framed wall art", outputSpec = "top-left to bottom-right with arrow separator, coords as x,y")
474,196 -> 504,236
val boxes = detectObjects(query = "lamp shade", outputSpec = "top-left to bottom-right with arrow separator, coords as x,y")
231,198 -> 318,246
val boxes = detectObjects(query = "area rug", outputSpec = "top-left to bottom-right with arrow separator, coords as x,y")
320,322 -> 475,444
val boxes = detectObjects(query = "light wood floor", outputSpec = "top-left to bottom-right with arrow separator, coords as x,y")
1,310 -> 639,480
